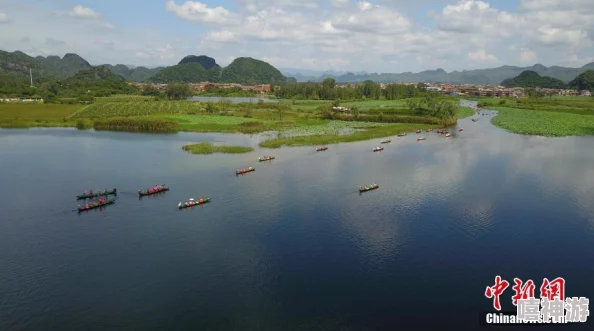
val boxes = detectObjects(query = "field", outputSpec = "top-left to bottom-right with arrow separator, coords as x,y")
0,103 -> 81,128
473,96 -> 594,136
182,142 -> 254,154
69,101 -> 201,119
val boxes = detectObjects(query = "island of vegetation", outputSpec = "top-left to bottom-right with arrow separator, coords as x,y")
182,142 -> 254,154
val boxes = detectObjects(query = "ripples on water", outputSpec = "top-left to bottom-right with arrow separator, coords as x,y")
1,106 -> 594,330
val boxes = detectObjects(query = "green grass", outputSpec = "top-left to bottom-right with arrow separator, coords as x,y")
69,101 -> 200,119
182,142 -> 254,154
490,106 -> 594,136
0,103 -> 81,128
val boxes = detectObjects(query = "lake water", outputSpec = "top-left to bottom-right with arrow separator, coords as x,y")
188,96 -> 278,103
1,103 -> 594,330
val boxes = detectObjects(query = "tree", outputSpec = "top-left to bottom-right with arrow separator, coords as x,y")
332,99 -> 340,107
322,77 -> 336,89
142,84 -> 160,96
166,83 -> 192,100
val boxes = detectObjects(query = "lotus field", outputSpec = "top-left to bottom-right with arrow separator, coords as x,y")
491,107 -> 594,136
70,101 -> 200,119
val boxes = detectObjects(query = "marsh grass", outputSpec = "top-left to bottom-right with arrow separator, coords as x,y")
182,142 -> 254,154
490,107 -> 594,136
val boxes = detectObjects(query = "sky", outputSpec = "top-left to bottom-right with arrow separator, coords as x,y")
0,0 -> 593,73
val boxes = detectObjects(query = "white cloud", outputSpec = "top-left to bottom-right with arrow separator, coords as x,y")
519,48 -> 537,64
166,1 -> 238,25
0,12 -> 8,23
69,5 -> 101,19
467,49 -> 498,63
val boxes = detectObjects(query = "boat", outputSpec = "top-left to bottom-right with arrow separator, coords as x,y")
373,147 -> 384,152
258,156 -> 275,162
416,130 -> 422,134
236,167 -> 255,175
458,128 -> 464,132
359,184 -> 379,192
316,146 -> 328,151
178,197 -> 211,209
76,188 -> 117,200
445,133 -> 452,137
398,133 -> 407,137
417,137 -> 427,141
77,199 -> 115,212
380,139 -> 391,144
472,118 -> 478,122
138,185 -> 169,197
426,129 -> 433,132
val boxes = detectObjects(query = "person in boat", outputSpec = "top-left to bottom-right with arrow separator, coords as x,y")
178,201 -> 182,208
199,198 -> 203,203
364,185 -> 368,190
89,189 -> 93,195
85,203 -> 89,209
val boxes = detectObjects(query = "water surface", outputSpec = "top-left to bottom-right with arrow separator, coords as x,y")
1,108 -> 593,330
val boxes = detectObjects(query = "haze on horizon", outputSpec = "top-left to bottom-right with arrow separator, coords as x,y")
1,0 -> 593,73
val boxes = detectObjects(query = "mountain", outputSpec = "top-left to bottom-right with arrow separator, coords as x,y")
149,56 -> 287,85
501,70 -> 567,89
103,64 -> 163,82
0,50 -> 92,82
312,63 -> 594,84
178,55 -> 219,69
568,70 -> 594,91
220,57 -> 287,85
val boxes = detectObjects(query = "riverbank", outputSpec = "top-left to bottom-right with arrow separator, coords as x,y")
0,96 -> 475,146
475,97 -> 594,136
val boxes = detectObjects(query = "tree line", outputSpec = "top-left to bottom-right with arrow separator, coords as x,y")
274,78 -> 429,100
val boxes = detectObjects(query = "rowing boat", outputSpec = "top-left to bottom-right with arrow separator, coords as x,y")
76,188 -> 117,200
316,147 -> 328,151
259,156 -> 275,162
359,184 -> 379,192
458,128 -> 464,132
398,133 -> 407,137
426,129 -> 433,132
178,197 -> 211,209
417,137 -> 427,141
380,139 -> 391,144
415,130 -> 422,133
236,167 -> 255,175
445,133 -> 452,137
77,199 -> 115,212
373,147 -> 384,152
138,186 -> 169,196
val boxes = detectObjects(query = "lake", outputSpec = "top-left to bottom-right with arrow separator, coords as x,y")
1,104 -> 594,330
188,96 -> 278,103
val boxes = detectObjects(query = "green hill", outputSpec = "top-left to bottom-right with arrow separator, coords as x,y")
501,70 -> 567,89
221,57 -> 287,85
148,56 -> 287,84
568,70 -> 594,91
0,50 -> 92,82
178,55 -> 219,69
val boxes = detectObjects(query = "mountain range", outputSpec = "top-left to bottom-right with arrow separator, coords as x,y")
2,49 -> 594,85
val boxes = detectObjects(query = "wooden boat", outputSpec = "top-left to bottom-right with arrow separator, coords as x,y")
373,147 -> 384,152
236,167 -> 255,175
178,197 -> 210,209
398,133 -> 407,137
77,199 -> 115,212
258,156 -> 275,162
426,129 -> 433,132
445,133 -> 452,137
138,186 -> 169,197
316,146 -> 328,151
458,128 -> 464,132
472,118 -> 478,122
359,184 -> 379,192
77,188 -> 117,200
417,137 -> 427,141
416,130 -> 422,134
380,139 -> 391,144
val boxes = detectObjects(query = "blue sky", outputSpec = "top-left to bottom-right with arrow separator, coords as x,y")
0,0 -> 593,73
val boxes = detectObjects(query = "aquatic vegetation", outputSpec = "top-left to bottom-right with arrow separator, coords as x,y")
182,142 -> 254,154
93,118 -> 178,133
491,107 -> 594,136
